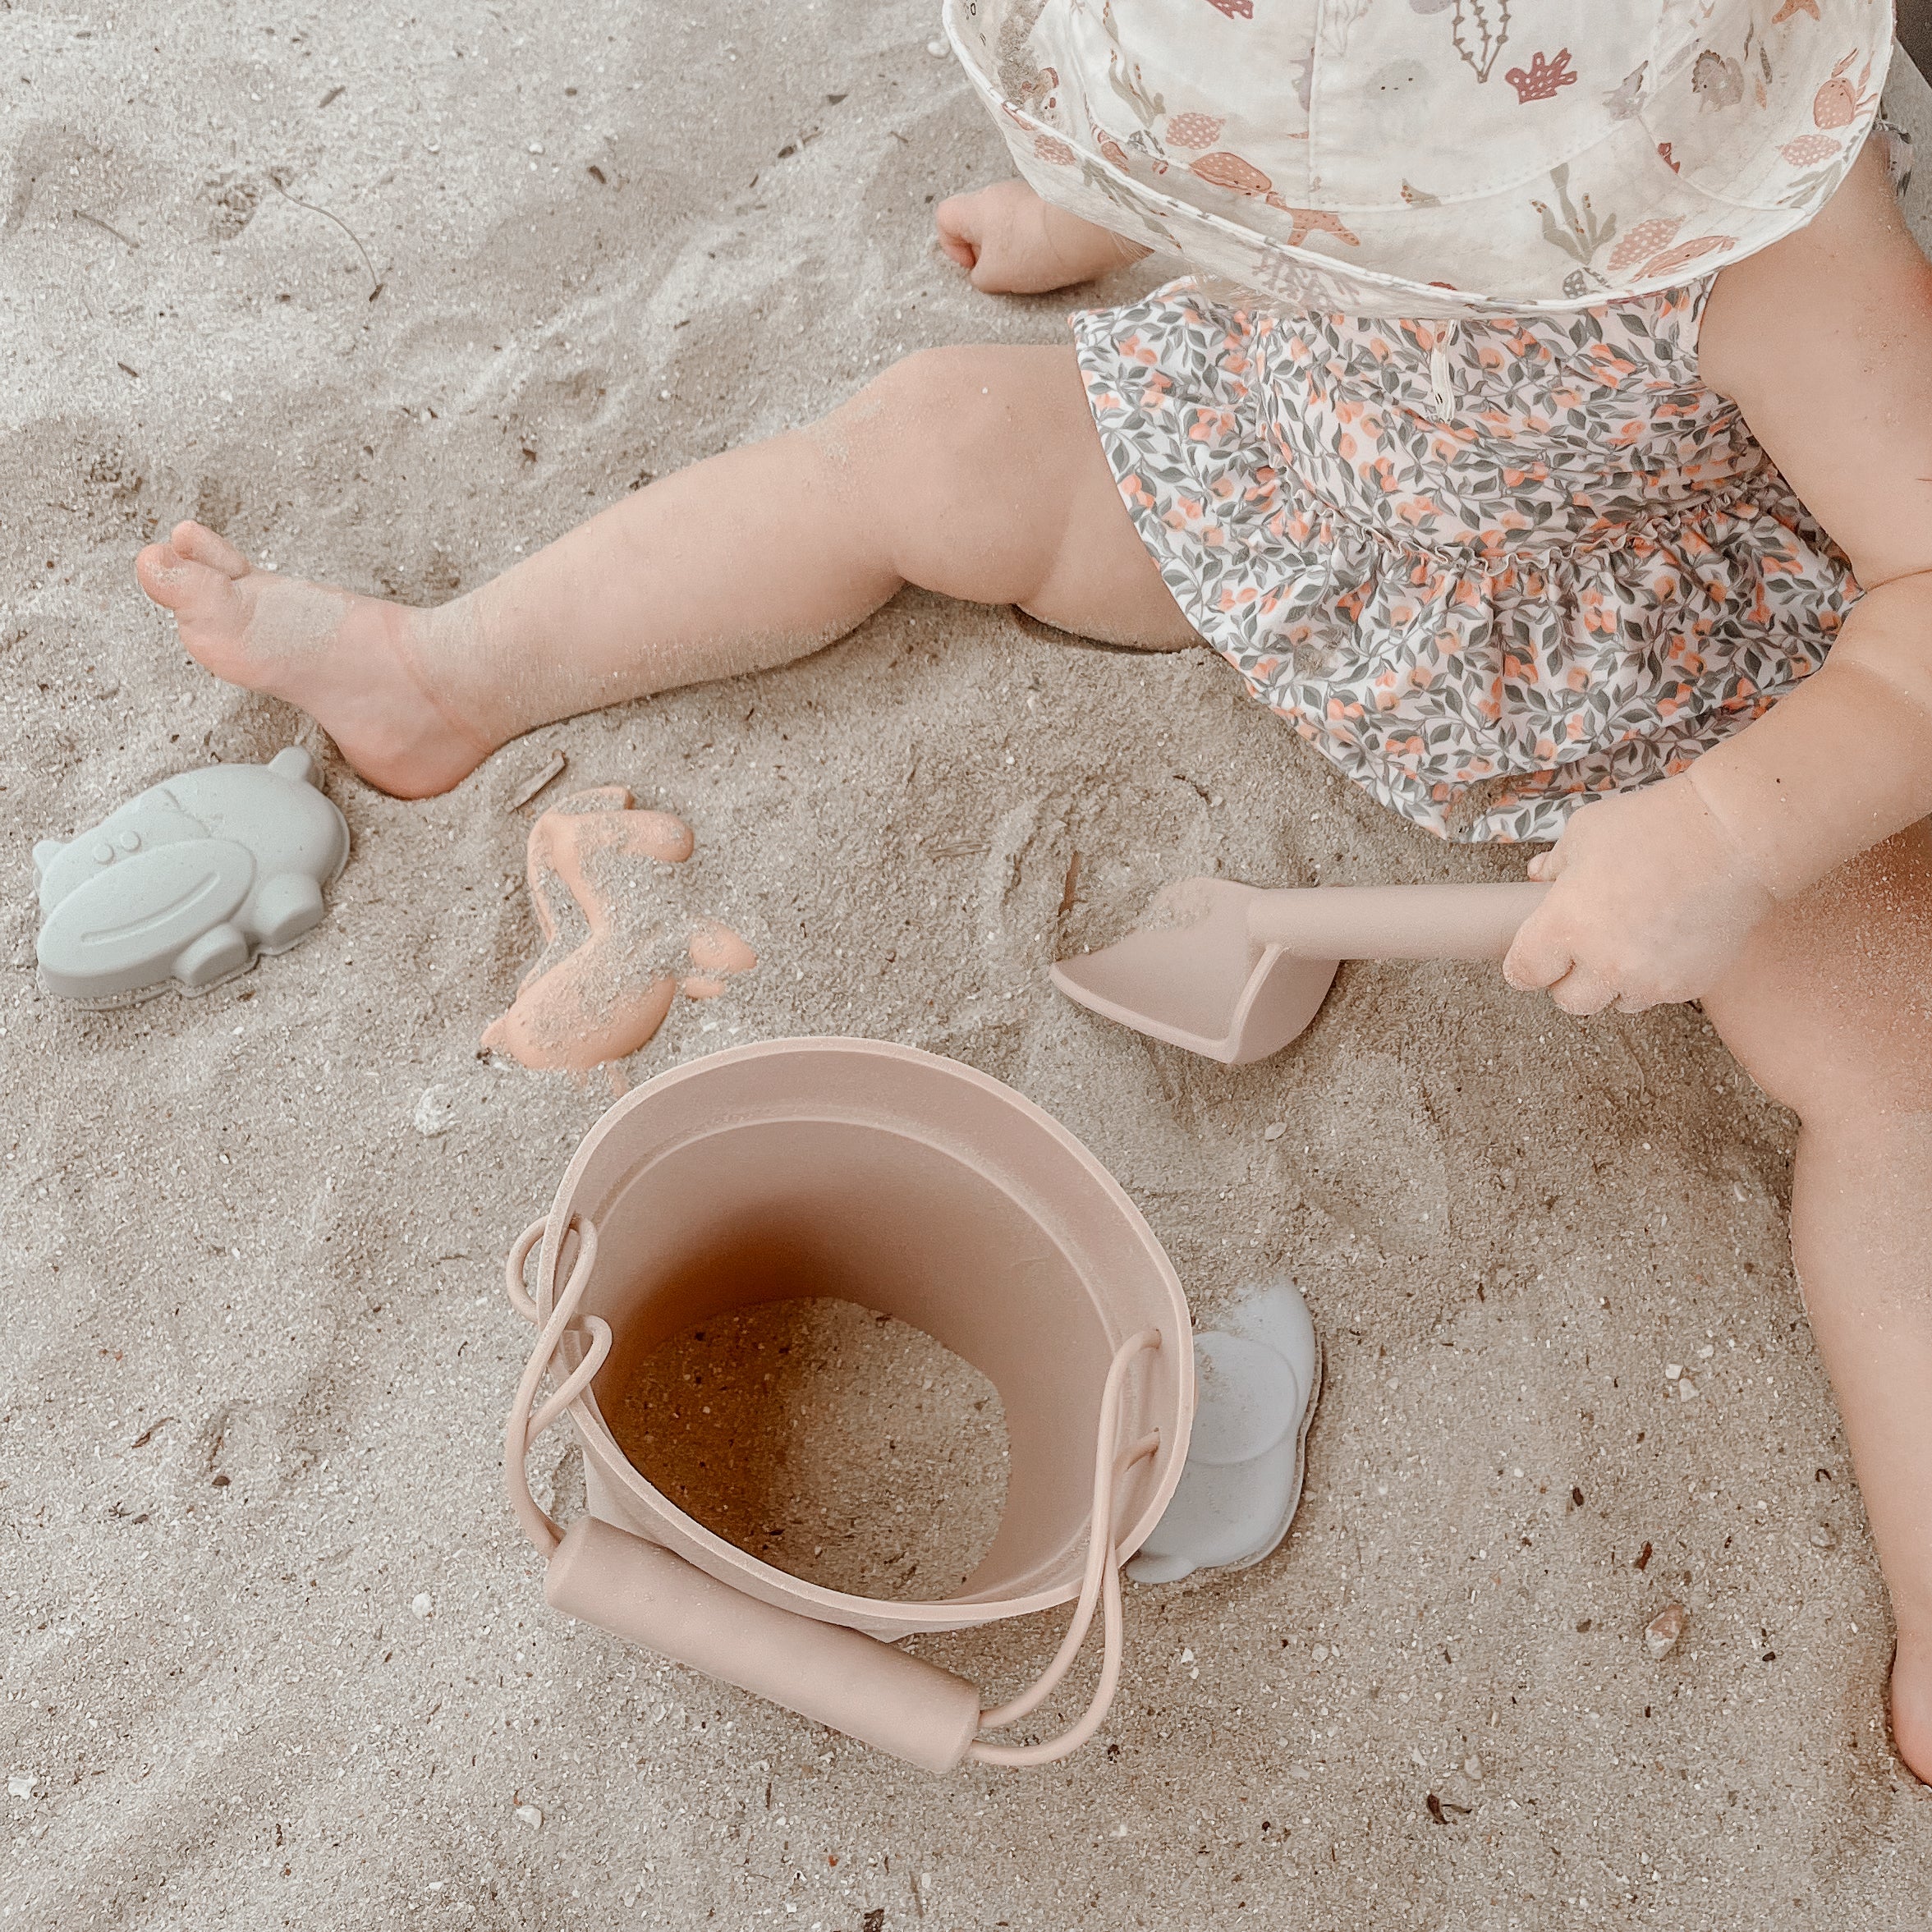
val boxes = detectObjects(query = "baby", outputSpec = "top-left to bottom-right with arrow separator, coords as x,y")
134,3 -> 1930,1778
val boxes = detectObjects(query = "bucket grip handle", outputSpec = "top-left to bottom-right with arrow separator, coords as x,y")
504,1214 -> 1161,1770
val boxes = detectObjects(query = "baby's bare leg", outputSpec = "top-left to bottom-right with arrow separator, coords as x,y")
135,346 -> 1191,797
1702,823 -> 1932,1783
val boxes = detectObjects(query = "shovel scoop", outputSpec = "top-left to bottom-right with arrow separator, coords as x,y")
1051,879 -> 1549,1065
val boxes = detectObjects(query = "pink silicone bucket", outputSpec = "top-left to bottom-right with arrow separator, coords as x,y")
505,1038 -> 1194,1770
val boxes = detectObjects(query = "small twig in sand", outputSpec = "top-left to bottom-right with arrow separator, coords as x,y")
73,208 -> 140,250
266,170 -> 385,301
507,750 -> 569,811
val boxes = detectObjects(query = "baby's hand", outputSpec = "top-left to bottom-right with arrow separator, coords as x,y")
935,179 -> 1147,295
1502,777 -> 1777,1014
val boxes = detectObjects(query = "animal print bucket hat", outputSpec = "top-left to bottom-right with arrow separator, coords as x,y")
942,0 -> 1897,316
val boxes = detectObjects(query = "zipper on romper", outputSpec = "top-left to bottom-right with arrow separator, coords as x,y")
1428,323 -> 1459,420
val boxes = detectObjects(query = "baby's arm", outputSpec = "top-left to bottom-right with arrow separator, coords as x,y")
1506,140 -> 1932,1013
1692,138 -> 1932,893
936,179 -> 1150,294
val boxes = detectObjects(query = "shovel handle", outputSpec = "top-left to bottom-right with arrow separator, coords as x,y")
1246,882 -> 1549,961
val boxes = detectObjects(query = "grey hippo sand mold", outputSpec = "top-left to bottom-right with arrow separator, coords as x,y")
33,746 -> 347,1002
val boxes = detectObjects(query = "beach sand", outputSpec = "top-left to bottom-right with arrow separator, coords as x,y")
3,6 -> 1930,1925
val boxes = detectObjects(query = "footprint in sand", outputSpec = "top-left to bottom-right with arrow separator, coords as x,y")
481,785 -> 757,1090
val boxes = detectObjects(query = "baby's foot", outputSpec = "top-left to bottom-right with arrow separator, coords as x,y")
135,521 -> 497,798
1893,1632 -> 1932,1785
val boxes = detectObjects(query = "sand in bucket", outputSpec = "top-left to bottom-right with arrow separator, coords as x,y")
604,1298 -> 1009,1600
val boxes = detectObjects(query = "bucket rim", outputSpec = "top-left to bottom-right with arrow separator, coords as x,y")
533,1035 -> 1194,1635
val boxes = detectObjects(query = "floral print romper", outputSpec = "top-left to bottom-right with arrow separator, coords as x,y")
1069,130 -> 1911,845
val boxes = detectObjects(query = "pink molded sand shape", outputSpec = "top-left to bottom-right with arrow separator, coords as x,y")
683,919 -> 759,998
481,786 -> 756,1084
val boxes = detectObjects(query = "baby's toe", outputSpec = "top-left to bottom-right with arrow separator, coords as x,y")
134,541 -> 248,642
135,541 -> 194,607
170,521 -> 252,580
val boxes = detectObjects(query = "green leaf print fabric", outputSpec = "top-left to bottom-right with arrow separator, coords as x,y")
1072,275 -> 1860,843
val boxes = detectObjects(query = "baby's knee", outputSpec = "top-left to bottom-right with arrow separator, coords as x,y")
1708,829 -> 1932,1123
850,346 -> 1027,466
1716,980 -> 1932,1127
808,346 -> 1058,553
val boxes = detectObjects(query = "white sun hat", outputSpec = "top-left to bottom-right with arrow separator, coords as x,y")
943,0 -> 1895,317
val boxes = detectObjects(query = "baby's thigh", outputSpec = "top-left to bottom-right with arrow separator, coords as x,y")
1702,820 -> 1932,1118
819,344 -> 1198,649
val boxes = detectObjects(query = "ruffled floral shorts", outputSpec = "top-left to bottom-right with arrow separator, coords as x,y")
1071,278 -> 1859,842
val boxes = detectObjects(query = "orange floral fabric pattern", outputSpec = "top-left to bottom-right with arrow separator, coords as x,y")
1072,274 -> 1864,842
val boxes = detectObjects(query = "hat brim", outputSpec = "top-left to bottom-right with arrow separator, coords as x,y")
943,0 -> 1895,319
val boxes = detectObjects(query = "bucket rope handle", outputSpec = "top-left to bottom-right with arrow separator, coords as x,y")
965,1328 -> 1159,1766
505,1214 -> 611,1561
504,1214 -> 1162,1767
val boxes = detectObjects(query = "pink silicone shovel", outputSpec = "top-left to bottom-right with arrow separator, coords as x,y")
1051,879 -> 1549,1065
